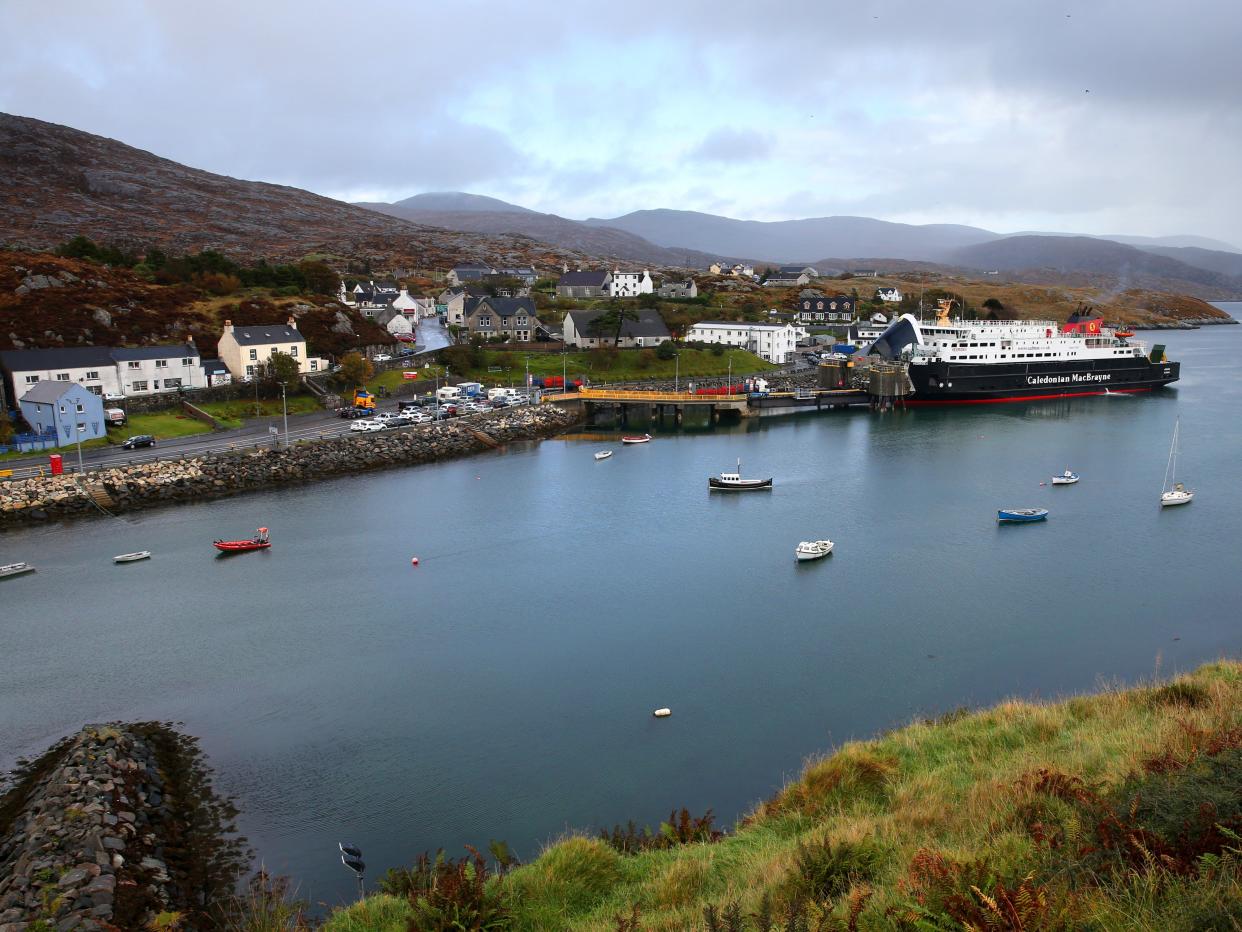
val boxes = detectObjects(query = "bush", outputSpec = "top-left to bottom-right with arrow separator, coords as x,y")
711,343 -> 725,356
378,847 -> 510,931
780,836 -> 883,905
636,349 -> 654,370
656,341 -> 677,360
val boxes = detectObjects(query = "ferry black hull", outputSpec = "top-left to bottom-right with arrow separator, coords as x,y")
906,357 -> 1179,404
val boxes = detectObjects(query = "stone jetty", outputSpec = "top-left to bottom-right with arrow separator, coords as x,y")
0,404 -> 579,527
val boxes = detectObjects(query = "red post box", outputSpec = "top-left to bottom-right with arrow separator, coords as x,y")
49,453 -> 63,475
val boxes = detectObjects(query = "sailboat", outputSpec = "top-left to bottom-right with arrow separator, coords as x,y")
1160,417 -> 1194,507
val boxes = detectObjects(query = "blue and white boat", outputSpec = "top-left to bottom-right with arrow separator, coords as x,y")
1051,468 -> 1079,485
998,508 -> 1048,523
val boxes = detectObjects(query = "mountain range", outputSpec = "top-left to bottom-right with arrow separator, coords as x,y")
0,111 -> 1239,298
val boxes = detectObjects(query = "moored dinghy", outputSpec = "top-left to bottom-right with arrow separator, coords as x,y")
621,434 -> 652,444
998,508 -> 1048,523
1051,468 -> 1079,485
0,562 -> 35,579
113,551 -> 152,563
213,527 -> 271,553
594,450 -> 612,460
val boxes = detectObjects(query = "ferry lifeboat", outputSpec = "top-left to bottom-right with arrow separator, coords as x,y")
213,527 -> 271,552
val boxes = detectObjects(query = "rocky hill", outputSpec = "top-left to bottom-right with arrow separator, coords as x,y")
0,113 -> 590,270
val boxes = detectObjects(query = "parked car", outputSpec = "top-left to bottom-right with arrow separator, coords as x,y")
349,420 -> 384,432
103,392 -> 125,402
406,412 -> 432,424
387,415 -> 413,427
120,434 -> 156,449
373,353 -> 393,362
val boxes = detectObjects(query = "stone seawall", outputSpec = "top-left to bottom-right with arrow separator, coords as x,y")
0,724 -> 246,931
0,405 -> 580,527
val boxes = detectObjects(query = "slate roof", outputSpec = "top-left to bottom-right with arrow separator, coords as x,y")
111,344 -> 200,361
567,308 -> 670,340
468,296 -> 538,320
202,359 -> 230,375
0,346 -> 116,373
229,324 -> 305,346
19,380 -> 94,405
557,270 -> 610,287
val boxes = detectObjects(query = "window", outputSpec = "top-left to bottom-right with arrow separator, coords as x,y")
131,380 -> 148,391
24,375 -> 39,384
55,372 -> 70,381
182,358 -> 194,366
153,380 -> 161,390
164,378 -> 181,389
75,403 -> 85,413
245,365 -> 255,376
155,359 -> 168,369
85,370 -> 100,380
128,361 -> 140,369
310,360 -> 319,371
289,346 -> 298,357
247,348 -> 257,360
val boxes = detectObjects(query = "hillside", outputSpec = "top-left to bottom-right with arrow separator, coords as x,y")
950,236 -> 1242,299
363,192 -> 538,214
357,200 -> 724,268
0,250 -> 392,356
586,209 -> 996,263
1140,245 -> 1242,279
324,661 -> 1242,930
0,113 -> 589,269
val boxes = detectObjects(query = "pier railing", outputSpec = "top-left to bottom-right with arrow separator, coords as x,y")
545,388 -> 749,403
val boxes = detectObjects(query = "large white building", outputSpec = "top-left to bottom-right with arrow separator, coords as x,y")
686,321 -> 800,364
609,269 -> 653,298
0,343 -> 206,406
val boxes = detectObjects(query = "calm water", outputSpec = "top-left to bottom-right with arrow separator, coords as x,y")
2,321 -> 1240,906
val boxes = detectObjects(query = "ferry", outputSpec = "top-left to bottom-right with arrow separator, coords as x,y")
868,304 -> 1179,404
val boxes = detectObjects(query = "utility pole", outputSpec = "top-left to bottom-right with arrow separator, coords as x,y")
674,352 -> 680,392
280,382 -> 289,448
74,421 -> 85,473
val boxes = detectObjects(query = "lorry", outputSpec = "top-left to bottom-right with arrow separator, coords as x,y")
352,389 -> 376,411
455,381 -> 483,398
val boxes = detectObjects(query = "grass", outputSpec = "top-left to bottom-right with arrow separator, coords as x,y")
196,394 -> 321,429
111,411 -> 213,441
319,661 -> 1242,930
447,348 -> 778,388
0,435 -> 111,463
320,894 -> 413,931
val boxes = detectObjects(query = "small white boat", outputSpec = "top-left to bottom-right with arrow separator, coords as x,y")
1050,468 -> 1079,485
594,450 -> 613,460
653,708 -> 672,718
114,551 -> 152,564
795,540 -> 834,561
708,459 -> 773,491
1160,417 -> 1194,507
621,434 -> 652,444
0,562 -> 35,578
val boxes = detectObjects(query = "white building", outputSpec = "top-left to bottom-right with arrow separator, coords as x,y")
686,321 -> 800,364
876,287 -> 903,303
392,290 -> 435,317
0,343 -> 206,405
609,269 -> 653,298
217,319 -> 328,381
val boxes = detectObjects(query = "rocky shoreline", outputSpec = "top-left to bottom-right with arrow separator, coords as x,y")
0,724 -> 246,931
0,405 -> 580,528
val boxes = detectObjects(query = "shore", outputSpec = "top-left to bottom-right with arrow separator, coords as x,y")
0,405 -> 580,528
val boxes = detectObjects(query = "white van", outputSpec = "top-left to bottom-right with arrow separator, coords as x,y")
487,387 -> 519,401
436,386 -> 463,403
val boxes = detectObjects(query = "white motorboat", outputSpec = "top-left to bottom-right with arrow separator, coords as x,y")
0,562 -> 35,578
114,551 -> 152,563
621,434 -> 652,444
1160,417 -> 1194,507
795,540 -> 833,561
1050,468 -> 1079,485
594,450 -> 612,460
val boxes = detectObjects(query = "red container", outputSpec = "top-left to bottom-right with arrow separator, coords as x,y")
49,453 -> 63,475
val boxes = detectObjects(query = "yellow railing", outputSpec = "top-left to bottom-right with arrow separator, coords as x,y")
572,388 -> 748,402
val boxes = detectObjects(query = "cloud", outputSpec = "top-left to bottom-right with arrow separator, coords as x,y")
0,0 -> 1238,243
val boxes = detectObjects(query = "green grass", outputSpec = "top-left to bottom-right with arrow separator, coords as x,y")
320,894 -> 413,931
0,436 -> 112,463
320,661 -> 1242,931
448,348 -> 778,387
111,411 -> 213,441
195,395 -> 321,429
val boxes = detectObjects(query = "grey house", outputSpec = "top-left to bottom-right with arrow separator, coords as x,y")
562,308 -> 671,348
463,297 -> 543,341
555,270 -> 612,299
657,279 -> 698,299
18,381 -> 107,447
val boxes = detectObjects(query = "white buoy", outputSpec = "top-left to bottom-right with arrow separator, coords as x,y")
411,557 -> 420,566
653,708 -> 671,718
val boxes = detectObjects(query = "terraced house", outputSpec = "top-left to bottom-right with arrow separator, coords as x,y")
0,342 -> 205,407
463,297 -> 543,342
216,318 -> 328,381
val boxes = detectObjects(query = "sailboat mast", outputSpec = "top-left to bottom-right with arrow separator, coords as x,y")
1163,417 -> 1179,492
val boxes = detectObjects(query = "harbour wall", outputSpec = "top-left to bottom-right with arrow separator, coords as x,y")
0,405 -> 580,528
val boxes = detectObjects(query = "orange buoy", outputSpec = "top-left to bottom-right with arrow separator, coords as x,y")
411,557 -> 420,566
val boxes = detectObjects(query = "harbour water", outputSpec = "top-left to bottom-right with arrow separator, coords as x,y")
2,321 -> 1240,906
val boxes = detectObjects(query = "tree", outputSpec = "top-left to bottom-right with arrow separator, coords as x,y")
656,340 -> 677,361
0,408 -> 14,445
262,350 -> 301,388
299,260 -> 339,296
337,352 -> 373,388
588,306 -> 641,347
982,297 -> 1007,318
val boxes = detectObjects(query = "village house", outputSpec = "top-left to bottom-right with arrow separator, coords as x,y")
685,321 -> 800,364
657,279 -> 698,299
216,318 -> 328,381
201,358 -> 232,387
17,380 -> 107,447
375,306 -> 416,342
555,270 -> 613,299
0,343 -> 206,407
876,286 -> 903,303
782,266 -> 820,278
764,272 -> 808,288
561,308 -> 671,349
609,269 -> 653,298
463,297 -> 543,342
795,293 -> 856,324
392,289 -> 436,318
851,269 -> 879,278
448,263 -> 496,286
494,266 -> 538,285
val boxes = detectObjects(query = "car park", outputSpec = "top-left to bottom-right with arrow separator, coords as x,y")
120,434 -> 156,449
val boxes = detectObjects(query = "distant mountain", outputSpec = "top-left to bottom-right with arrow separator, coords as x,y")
585,209 -> 998,263
0,113 -> 587,268
358,200 -> 723,268
950,235 -> 1242,297
1134,245 -> 1242,279
1011,231 -> 1240,253
359,191 -> 537,215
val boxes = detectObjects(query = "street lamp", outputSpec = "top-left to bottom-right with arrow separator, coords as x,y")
674,352 -> 680,392
279,381 -> 289,448
74,421 -> 86,473
339,842 -> 365,901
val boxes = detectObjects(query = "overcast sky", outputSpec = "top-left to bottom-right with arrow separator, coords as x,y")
2,0 -> 1239,245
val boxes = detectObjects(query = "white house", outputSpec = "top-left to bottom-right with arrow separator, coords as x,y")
876,287 -> 903,303
0,343 -> 205,405
686,321 -> 800,364
562,308 -> 671,348
609,270 -> 653,297
111,345 -> 207,396
217,318 -> 328,381
392,289 -> 435,317
376,307 -> 416,342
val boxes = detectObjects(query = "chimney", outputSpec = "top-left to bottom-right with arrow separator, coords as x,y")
287,316 -> 298,330
223,319 -> 233,333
